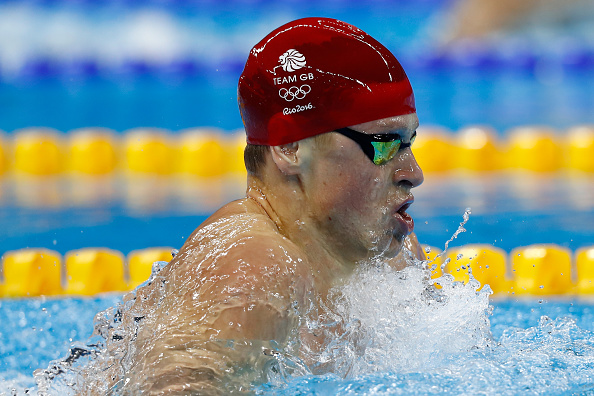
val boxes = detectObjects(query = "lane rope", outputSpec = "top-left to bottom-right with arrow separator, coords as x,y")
1,244 -> 593,297
1,125 -> 594,176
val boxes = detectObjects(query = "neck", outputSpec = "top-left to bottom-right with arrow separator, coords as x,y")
245,173 -> 357,294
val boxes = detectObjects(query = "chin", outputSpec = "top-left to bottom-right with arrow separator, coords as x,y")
372,233 -> 405,260
390,231 -> 407,252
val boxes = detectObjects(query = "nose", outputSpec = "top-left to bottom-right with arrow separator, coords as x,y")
393,147 -> 424,188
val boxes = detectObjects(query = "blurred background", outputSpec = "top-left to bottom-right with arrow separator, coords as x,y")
2,0 -> 594,131
1,0 -> 594,255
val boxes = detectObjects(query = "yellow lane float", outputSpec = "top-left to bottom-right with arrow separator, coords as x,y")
124,128 -> 174,174
511,244 -> 573,295
565,125 -> 594,173
445,245 -> 510,294
1,249 -> 62,297
576,246 -> 594,295
455,126 -> 502,171
128,247 -> 174,289
412,126 -> 454,173
68,128 -> 119,175
507,126 -> 561,172
0,124 -> 593,175
177,128 -> 227,177
65,248 -> 127,295
13,128 -> 64,175
227,130 -> 248,175
2,244 -> 594,297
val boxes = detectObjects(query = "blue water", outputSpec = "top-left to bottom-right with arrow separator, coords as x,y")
0,295 -> 123,386
1,174 -> 593,256
2,296 -> 594,394
271,300 -> 594,395
2,1 -> 594,394
3,66 -> 593,135
1,1 -> 593,133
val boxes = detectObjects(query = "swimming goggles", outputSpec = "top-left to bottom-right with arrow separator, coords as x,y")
334,127 -> 416,165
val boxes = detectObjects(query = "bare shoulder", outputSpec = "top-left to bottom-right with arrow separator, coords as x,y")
182,203 -> 307,275
165,200 -> 313,306
125,203 -> 312,393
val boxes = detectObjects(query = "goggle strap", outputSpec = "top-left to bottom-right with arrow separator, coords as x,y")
335,127 -> 376,161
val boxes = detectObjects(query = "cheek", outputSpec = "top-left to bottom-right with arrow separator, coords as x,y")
328,169 -> 387,216
352,167 -> 387,200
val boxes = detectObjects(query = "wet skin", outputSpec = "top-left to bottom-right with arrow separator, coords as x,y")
121,114 -> 424,394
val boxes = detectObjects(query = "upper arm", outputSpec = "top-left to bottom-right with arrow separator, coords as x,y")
126,231 -> 309,393
202,237 -> 307,342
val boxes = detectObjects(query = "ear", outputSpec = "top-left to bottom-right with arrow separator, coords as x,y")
270,142 -> 301,175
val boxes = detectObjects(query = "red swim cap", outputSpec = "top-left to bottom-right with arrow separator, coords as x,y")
238,17 -> 415,146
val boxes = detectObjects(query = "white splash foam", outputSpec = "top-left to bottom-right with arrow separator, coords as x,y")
305,257 -> 492,379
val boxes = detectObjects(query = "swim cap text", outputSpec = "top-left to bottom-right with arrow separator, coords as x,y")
274,73 -> 315,86
283,103 -> 314,115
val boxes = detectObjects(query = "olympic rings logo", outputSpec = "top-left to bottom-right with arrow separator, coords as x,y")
279,84 -> 311,102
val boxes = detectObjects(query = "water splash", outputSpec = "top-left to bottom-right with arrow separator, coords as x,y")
296,255 -> 492,382
442,207 -> 472,255
273,312 -> 594,395
21,208 -> 594,395
33,261 -> 172,395
423,207 -> 471,276
29,209 -> 488,394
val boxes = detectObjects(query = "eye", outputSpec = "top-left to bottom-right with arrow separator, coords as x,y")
371,140 -> 402,165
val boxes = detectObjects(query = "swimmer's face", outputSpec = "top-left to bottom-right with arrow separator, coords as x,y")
303,113 -> 423,262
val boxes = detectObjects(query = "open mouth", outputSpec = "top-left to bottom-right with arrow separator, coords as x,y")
394,198 -> 415,234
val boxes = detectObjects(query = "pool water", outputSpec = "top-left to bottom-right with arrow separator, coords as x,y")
1,174 -> 594,256
2,0 -> 594,394
2,271 -> 594,394
276,301 -> 594,395
1,1 -> 594,133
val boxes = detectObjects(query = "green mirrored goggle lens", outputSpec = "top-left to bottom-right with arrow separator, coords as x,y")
370,133 -> 416,165
371,140 -> 402,165
335,128 -> 416,166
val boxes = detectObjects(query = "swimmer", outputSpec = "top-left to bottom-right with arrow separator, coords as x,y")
117,17 -> 424,394
441,0 -> 588,43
